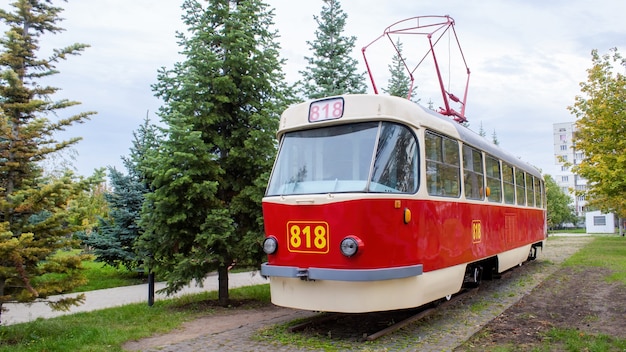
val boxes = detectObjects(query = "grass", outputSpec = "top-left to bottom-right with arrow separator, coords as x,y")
1,303 -> 187,352
0,284 -> 270,352
548,228 -> 587,234
255,317 -> 355,352
50,249 -> 146,292
468,298 -> 490,313
69,249 -> 255,292
542,329 -> 626,352
562,236 -> 626,284
76,260 -> 147,292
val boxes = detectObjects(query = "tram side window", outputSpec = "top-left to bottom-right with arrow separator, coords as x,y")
502,163 -> 515,204
485,155 -> 502,202
369,122 -> 419,193
535,177 -> 544,208
541,180 -> 548,209
526,174 -> 535,207
463,145 -> 484,200
425,131 -> 460,197
515,168 -> 526,205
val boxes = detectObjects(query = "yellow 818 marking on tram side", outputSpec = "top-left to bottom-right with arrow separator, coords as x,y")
287,221 -> 330,254
472,220 -> 481,243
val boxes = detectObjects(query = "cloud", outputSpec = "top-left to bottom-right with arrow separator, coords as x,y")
5,0 -> 624,179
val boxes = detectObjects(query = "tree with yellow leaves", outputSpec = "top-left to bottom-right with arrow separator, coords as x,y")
568,48 -> 626,234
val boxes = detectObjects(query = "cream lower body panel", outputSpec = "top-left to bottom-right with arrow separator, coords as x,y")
496,244 -> 533,273
268,264 -> 465,313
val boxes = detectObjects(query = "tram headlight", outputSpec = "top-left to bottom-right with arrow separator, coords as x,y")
262,237 -> 278,255
340,236 -> 361,257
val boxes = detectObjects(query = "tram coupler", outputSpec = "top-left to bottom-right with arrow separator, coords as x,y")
297,268 -> 310,281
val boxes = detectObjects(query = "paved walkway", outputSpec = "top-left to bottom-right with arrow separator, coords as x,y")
2,271 -> 267,326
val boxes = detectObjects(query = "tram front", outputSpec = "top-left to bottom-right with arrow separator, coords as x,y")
259,95 -> 456,313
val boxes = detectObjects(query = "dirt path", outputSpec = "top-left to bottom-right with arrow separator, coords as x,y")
123,306 -> 315,351
457,236 -> 626,351
124,236 -> 593,351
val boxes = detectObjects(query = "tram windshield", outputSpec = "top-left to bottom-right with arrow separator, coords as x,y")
266,122 -> 419,196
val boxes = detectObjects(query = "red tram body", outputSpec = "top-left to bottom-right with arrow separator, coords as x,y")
260,95 -> 546,313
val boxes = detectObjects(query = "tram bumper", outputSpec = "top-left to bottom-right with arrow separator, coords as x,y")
261,263 -> 423,281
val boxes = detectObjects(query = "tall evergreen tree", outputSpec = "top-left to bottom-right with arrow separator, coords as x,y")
298,0 -> 367,99
123,114 -> 162,183
476,122 -> 499,145
491,129 -> 499,146
0,0 -> 99,322
478,121 -> 487,137
80,117 -> 159,271
383,39 -> 417,101
139,0 -> 287,306
80,168 -> 142,270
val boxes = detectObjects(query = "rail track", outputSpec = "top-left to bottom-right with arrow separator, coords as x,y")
286,287 -> 480,341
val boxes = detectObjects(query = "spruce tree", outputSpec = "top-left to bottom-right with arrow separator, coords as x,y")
80,117 -> 159,271
140,0 -> 287,305
383,39 -> 417,101
0,0 -> 99,322
492,130 -> 499,146
80,168 -> 144,270
298,0 -> 367,99
478,121 -> 487,137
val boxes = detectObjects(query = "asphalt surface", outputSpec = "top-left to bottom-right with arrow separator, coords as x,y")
1,271 -> 267,326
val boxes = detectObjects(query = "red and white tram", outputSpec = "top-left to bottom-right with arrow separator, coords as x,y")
260,94 -> 546,313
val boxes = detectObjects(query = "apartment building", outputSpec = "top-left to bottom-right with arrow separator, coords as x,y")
552,122 -> 587,217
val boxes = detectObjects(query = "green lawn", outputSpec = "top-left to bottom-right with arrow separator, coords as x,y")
77,260 -> 146,292
548,228 -> 587,234
52,249 -> 146,292
562,236 -> 626,284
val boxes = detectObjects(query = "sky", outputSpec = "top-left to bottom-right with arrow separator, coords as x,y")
2,0 -> 625,178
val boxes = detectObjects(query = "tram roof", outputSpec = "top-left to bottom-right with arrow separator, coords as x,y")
279,94 -> 542,178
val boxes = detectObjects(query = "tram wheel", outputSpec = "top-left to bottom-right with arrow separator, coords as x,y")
528,246 -> 538,260
463,265 -> 483,288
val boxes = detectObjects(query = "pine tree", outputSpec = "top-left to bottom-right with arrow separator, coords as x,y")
140,0 -> 287,306
298,0 -> 367,99
383,39 -> 417,101
0,0 -> 99,323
